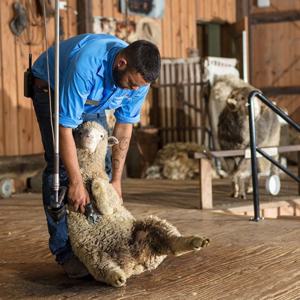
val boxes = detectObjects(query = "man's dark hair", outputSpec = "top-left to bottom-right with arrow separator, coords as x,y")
123,40 -> 161,82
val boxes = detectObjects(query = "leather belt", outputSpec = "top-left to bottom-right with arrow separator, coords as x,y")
33,77 -> 49,90
85,99 -> 99,106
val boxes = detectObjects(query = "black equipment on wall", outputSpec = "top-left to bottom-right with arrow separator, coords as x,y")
120,0 -> 164,18
24,54 -> 33,98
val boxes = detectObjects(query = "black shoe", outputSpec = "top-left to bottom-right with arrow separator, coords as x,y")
61,255 -> 89,279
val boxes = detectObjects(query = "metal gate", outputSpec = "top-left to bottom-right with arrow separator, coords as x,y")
151,57 -> 209,147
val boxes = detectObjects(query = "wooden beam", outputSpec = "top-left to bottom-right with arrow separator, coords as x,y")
251,10 -> 300,25
298,152 -> 300,196
235,0 -> 249,22
248,0 -> 253,84
76,0 -> 92,34
199,158 -> 212,209
151,82 -> 206,88
0,154 -> 45,179
261,86 -> 300,96
191,145 -> 300,160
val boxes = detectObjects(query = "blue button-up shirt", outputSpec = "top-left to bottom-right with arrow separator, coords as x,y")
32,34 -> 150,128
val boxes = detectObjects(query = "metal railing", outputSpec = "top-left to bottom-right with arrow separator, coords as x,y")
248,90 -> 300,221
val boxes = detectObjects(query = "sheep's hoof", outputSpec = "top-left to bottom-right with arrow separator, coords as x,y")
240,193 -> 247,200
246,186 -> 253,194
230,190 -> 239,198
191,237 -> 210,250
107,270 -> 126,287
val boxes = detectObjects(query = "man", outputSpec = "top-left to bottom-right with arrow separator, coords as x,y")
31,34 -> 161,278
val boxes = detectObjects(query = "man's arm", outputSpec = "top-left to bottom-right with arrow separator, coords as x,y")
111,122 -> 133,198
59,126 -> 89,213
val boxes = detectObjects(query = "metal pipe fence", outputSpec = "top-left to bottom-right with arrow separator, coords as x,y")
248,90 -> 300,221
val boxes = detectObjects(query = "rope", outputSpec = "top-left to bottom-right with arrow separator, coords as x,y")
42,0 -> 55,146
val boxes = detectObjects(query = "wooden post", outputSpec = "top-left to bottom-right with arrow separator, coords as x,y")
298,151 -> 300,196
77,0 -> 92,34
199,158 -> 213,209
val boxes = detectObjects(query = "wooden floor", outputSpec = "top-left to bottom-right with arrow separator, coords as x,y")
0,179 -> 300,299
124,176 -> 300,213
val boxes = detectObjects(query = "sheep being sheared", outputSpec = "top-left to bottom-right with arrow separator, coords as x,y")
218,87 -> 281,199
67,121 -> 210,287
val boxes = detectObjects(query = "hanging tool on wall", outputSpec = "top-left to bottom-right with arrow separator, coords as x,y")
10,2 -> 28,36
24,53 -> 33,98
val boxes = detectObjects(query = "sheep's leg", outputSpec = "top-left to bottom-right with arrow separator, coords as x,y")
91,178 -> 113,215
167,235 -> 210,256
232,159 -> 251,199
231,180 -> 239,198
247,156 -> 276,194
246,177 -> 253,194
103,264 -> 127,288
134,216 -> 209,257
270,155 -> 280,176
238,176 -> 247,200
85,252 -> 127,287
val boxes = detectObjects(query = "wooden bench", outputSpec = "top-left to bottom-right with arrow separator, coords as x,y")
189,145 -> 300,209
0,154 -> 45,197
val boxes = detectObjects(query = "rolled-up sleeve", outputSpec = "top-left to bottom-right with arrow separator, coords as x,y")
114,85 -> 150,124
59,59 -> 93,128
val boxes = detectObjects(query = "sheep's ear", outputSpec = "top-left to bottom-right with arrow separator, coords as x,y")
108,136 -> 119,147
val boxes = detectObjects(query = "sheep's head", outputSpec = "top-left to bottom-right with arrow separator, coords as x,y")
226,87 -> 261,118
73,121 -> 119,153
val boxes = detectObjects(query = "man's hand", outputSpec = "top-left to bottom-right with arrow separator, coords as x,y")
59,126 -> 90,214
68,181 -> 90,213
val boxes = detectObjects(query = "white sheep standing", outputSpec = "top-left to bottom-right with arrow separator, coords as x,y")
209,75 -> 253,149
217,86 -> 281,199
67,121 -> 210,287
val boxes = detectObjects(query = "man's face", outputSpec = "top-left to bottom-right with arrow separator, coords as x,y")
113,66 -> 148,90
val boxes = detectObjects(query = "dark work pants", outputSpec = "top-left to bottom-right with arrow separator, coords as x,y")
32,86 -> 111,264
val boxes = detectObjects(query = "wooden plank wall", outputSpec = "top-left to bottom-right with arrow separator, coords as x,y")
0,0 -> 77,157
2,0 -> 298,156
249,0 -> 300,121
90,0 -> 237,130
90,0 -> 198,58
196,0 -> 236,23
250,0 -> 300,13
90,0 -> 201,130
0,0 -> 242,156
0,0 -> 239,156
90,0 -> 238,57
252,21 -> 300,89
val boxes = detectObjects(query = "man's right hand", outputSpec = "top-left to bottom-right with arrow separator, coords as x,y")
68,182 -> 90,214
59,126 -> 90,214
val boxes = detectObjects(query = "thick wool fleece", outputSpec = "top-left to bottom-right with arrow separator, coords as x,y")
68,121 -> 209,287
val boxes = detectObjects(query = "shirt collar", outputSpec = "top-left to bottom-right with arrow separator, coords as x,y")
105,46 -> 123,89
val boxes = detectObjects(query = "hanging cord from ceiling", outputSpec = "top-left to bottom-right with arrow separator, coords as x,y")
42,0 -> 55,145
